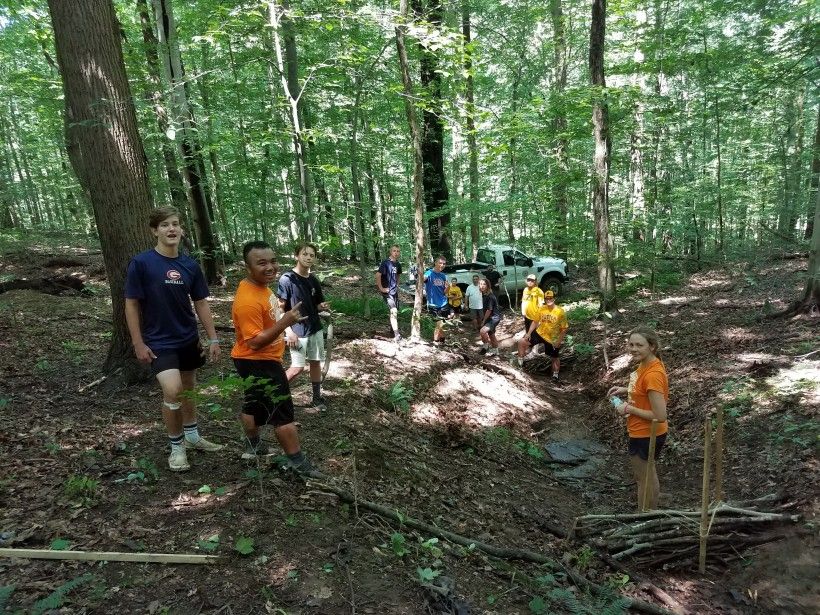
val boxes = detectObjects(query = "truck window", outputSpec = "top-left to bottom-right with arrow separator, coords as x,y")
502,251 -> 515,266
514,250 -> 530,266
476,248 -> 494,264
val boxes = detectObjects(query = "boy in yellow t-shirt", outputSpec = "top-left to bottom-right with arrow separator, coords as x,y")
521,274 -> 544,333
515,290 -> 568,384
446,277 -> 463,314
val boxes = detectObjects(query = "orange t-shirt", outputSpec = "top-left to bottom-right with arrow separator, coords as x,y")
231,279 -> 285,361
627,358 -> 669,438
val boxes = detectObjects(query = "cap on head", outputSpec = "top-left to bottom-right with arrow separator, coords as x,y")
526,275 -> 536,281
545,290 -> 555,298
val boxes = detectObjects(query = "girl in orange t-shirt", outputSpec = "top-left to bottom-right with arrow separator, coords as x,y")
607,326 -> 669,510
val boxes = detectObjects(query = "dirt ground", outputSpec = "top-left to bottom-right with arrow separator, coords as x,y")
0,240 -> 818,614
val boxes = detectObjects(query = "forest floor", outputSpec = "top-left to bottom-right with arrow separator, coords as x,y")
0,236 -> 818,615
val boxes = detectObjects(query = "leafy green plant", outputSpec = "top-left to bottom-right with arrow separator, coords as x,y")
416,567 -> 441,583
575,544 -> 595,571
483,426 -> 512,444
419,537 -> 443,559
0,585 -> 15,611
515,440 -> 544,459
285,514 -> 298,527
198,485 -> 212,494
197,534 -> 220,552
528,596 -> 548,614
574,343 -> 595,359
234,536 -> 254,555
34,359 -> 53,374
0,397 -> 8,410
136,457 -> 159,482
566,304 -> 597,324
31,574 -> 93,615
61,340 -> 90,353
50,538 -> 71,551
390,532 -> 409,557
322,562 -> 334,573
64,475 -> 99,505
386,379 -> 414,414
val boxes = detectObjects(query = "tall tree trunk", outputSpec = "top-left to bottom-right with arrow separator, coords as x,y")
135,0 -> 188,217
550,0 -> 569,260
779,89 -> 806,237
396,0 -> 428,340
412,0 -> 451,260
48,0 -> 155,381
152,0 -> 219,282
589,0 -> 616,310
462,1 -> 480,260
268,0 -> 314,240
806,104 -> 820,240
714,94 -> 725,253
508,63 -> 523,244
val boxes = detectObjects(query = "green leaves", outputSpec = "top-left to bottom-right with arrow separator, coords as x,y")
415,567 -> 440,583
50,538 -> 70,551
234,536 -> 254,555
197,534 -> 220,552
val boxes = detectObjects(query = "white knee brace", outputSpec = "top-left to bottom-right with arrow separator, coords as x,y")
163,401 -> 181,411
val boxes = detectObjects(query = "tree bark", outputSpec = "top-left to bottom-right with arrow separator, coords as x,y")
462,1 -> 480,260
396,0 -> 428,340
48,0 -> 155,381
269,0 -> 314,241
806,104 -> 820,240
152,0 -> 219,282
412,0 -> 451,261
589,0 -> 617,310
550,0 -> 569,260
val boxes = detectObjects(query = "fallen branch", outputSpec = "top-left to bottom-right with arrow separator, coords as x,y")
313,481 -> 673,615
0,548 -> 219,564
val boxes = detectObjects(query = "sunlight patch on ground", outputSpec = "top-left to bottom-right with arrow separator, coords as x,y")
326,357 -> 355,380
410,368 -> 557,428
722,327 -> 760,342
766,360 -> 820,402
686,273 -> 733,289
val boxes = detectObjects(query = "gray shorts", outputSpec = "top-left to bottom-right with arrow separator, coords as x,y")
288,330 -> 325,367
470,308 -> 483,321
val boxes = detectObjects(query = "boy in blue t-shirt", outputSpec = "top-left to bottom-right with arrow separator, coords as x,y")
376,244 -> 403,342
124,206 -> 223,473
423,256 -> 450,343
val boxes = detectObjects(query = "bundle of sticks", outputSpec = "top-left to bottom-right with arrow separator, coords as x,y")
571,503 -> 799,570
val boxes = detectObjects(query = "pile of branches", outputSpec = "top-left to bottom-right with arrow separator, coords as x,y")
571,503 -> 799,570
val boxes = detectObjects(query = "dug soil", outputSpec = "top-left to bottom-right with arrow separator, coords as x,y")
0,242 -> 817,614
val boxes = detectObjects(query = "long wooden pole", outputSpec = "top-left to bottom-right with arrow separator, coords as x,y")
714,407 -> 725,502
0,548 -> 219,564
642,419 -> 659,511
699,418 -> 712,573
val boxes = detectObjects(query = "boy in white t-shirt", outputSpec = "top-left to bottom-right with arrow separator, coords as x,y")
464,274 -> 483,332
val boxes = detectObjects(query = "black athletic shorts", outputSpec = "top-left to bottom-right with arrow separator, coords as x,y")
383,293 -> 399,311
529,331 -> 560,358
628,433 -> 667,461
151,338 -> 206,376
233,358 -> 295,427
428,305 -> 452,319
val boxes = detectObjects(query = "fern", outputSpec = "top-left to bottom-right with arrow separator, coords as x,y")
31,574 -> 93,615
0,585 -> 15,611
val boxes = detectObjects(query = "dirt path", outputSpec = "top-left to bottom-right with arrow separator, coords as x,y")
0,248 -> 817,614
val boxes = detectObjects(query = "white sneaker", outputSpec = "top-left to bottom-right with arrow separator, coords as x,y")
168,447 -> 190,472
486,348 -> 498,356
516,356 -> 524,367
184,437 -> 224,452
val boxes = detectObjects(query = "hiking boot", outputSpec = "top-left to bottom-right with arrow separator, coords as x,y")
281,457 -> 325,479
241,440 -> 277,460
184,437 -> 224,452
552,373 -> 561,386
486,347 -> 498,356
308,397 -> 327,412
168,447 -> 190,472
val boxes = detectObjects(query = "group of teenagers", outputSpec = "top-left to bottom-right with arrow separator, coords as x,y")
125,207 -> 670,509
375,246 -> 670,509
376,248 -> 570,384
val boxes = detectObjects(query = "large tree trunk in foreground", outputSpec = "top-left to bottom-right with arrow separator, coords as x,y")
396,0 -> 427,340
462,2 -> 480,260
589,0 -> 617,311
550,0 -> 569,260
48,0 -> 154,381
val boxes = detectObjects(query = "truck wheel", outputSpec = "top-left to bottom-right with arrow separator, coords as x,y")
539,274 -> 563,296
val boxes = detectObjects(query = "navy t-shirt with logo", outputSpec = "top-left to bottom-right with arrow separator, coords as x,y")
124,249 -> 209,351
278,271 -> 325,338
378,259 -> 402,295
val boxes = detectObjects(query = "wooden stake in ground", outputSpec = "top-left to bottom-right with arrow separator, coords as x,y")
642,419 -> 659,511
714,407 -> 725,503
0,548 -> 218,565
699,418 -> 712,573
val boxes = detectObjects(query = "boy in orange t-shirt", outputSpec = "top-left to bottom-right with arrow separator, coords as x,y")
231,241 -> 321,477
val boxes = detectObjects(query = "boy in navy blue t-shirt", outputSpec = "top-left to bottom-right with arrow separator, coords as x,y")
278,243 -> 331,411
376,244 -> 402,341
124,207 -> 223,472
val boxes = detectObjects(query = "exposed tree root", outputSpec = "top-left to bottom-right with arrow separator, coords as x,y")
0,274 -> 86,295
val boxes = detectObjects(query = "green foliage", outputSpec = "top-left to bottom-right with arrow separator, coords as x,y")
136,457 -> 159,482
390,532 -> 409,557
198,485 -> 212,494
772,416 -> 819,449
483,426 -> 513,444
416,567 -> 441,583
331,297 -> 388,318
566,304 -> 597,324
575,545 -> 595,571
0,585 -> 15,611
31,574 -> 93,615
50,538 -> 71,551
528,596 -> 548,614
515,439 -> 544,459
386,379 -> 414,414
64,475 -> 99,505
574,343 -> 596,359
234,536 -> 255,555
197,535 -> 220,552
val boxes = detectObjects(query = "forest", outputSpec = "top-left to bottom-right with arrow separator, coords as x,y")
0,0 -> 818,613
